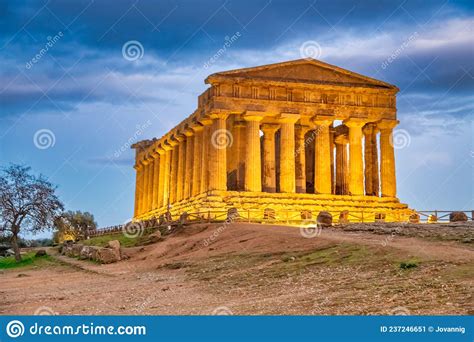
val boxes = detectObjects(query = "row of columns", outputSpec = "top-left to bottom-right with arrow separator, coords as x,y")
134,113 -> 398,217
332,119 -> 397,197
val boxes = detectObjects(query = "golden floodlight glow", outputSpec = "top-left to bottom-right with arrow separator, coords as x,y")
131,59 -> 412,223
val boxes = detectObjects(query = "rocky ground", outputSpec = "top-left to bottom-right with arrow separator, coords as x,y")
0,222 -> 472,315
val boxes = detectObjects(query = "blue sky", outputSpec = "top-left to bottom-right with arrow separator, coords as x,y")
0,0 -> 473,235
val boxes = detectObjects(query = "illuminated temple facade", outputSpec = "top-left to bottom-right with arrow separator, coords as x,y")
132,59 -> 411,222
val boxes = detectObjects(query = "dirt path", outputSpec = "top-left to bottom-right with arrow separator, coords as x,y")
1,223 -> 472,315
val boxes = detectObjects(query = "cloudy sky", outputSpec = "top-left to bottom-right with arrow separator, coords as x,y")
0,0 -> 473,232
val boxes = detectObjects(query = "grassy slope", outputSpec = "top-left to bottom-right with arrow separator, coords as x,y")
0,252 -> 53,269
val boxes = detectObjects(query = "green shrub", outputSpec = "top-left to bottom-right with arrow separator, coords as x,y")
399,261 -> 418,269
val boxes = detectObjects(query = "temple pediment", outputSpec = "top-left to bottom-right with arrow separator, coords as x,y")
206,58 -> 397,90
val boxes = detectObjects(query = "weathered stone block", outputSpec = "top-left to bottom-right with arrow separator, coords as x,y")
107,240 -> 121,251
148,230 -> 162,244
300,210 -> 312,220
179,212 -> 189,224
317,211 -> 332,226
227,208 -> 239,221
79,245 -> 98,260
35,250 -> 47,257
449,211 -> 468,222
338,210 -> 349,224
96,247 -> 120,264
72,244 -> 84,257
375,213 -> 386,222
409,212 -> 420,223
264,208 -> 276,220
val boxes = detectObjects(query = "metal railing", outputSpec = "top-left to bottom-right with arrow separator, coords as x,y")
88,209 -> 473,238
415,210 -> 474,222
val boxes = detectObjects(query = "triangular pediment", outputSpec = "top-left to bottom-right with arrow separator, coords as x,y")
207,58 -> 397,90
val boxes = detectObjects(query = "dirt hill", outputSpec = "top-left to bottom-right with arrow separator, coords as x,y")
1,222 -> 473,315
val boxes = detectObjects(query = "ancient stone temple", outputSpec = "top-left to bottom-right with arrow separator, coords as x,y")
132,59 -> 411,223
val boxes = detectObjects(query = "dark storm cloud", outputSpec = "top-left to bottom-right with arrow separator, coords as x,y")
2,0 -> 473,55
0,0 -> 473,119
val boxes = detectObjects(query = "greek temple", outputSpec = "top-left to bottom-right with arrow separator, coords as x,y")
132,59 -> 411,222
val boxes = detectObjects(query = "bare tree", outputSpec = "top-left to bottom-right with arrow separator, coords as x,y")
0,164 -> 63,261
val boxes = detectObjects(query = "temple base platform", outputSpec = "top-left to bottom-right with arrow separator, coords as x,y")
135,191 -> 414,223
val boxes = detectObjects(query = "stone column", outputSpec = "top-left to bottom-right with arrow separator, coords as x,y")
334,135 -> 349,195
134,163 -> 143,217
141,158 -> 150,213
156,147 -> 165,208
378,119 -> 398,197
295,125 -> 311,193
169,140 -> 179,204
330,125 -> 335,194
162,145 -> 172,208
208,113 -> 229,191
236,120 -> 247,190
175,135 -> 186,201
183,129 -> 194,198
200,118 -> 213,194
243,112 -> 264,192
312,116 -> 333,194
261,124 -> 279,193
363,123 -> 379,196
139,161 -> 145,214
191,124 -> 204,196
150,149 -> 159,210
344,118 -> 366,196
278,113 -> 300,193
